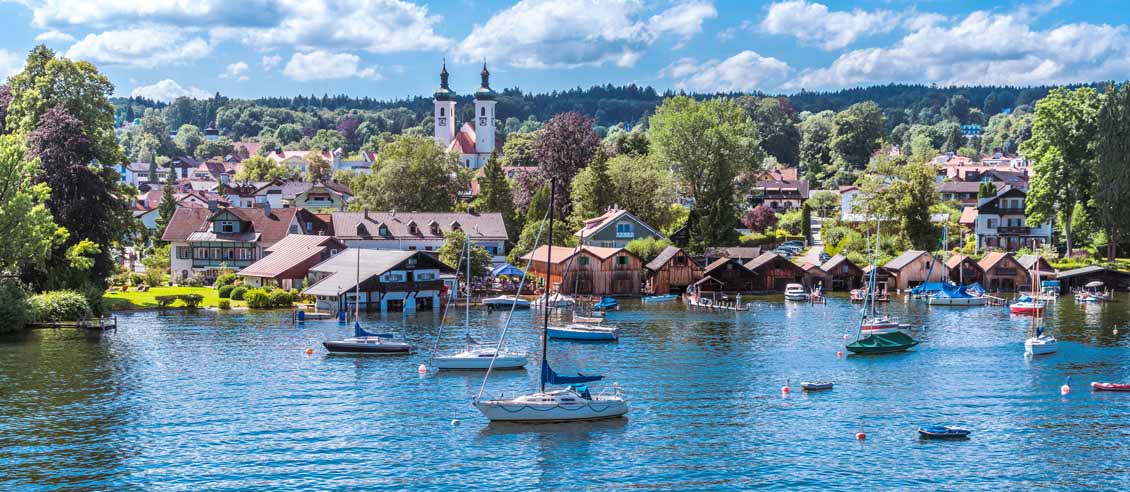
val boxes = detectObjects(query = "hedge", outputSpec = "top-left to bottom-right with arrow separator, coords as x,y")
244,289 -> 273,309
269,290 -> 293,307
230,286 -> 249,301
180,294 -> 204,308
154,295 -> 179,308
218,299 -> 231,310
27,290 -> 91,322
217,284 -> 235,299
214,273 -> 238,288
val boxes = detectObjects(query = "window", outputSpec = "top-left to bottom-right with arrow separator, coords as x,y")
417,272 -> 436,281
617,255 -> 628,266
579,256 -> 590,266
176,246 -> 191,259
674,255 -> 687,266
439,108 -> 445,116
329,249 -> 338,256
378,225 -> 390,237
219,221 -> 237,233
481,107 -> 486,116
289,225 -> 299,234
408,246 -> 417,251
615,222 -> 634,238
987,218 -> 997,228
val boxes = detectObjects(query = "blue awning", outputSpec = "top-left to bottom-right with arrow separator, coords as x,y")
491,263 -> 525,278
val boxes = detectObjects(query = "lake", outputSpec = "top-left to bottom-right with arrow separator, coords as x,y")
2,294 -> 1129,491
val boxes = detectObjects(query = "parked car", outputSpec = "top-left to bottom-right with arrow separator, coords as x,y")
819,252 -> 831,263
781,240 -> 804,249
778,245 -> 802,254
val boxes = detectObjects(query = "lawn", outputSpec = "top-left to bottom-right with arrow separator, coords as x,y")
103,286 -> 245,310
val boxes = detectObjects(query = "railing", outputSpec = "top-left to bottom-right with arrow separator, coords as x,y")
997,226 -> 1030,235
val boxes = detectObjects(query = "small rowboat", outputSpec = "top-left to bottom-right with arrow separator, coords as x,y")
547,324 -> 619,341
917,425 -> 971,439
593,297 -> 620,311
1091,382 -> 1130,392
642,294 -> 677,303
800,381 -> 833,391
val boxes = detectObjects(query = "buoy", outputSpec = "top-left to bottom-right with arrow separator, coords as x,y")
781,379 -> 791,395
1061,377 -> 1071,396
856,432 -> 866,440
836,351 -> 843,358
418,364 -> 427,374
843,334 -> 850,340
304,348 -> 313,355
451,419 -> 460,426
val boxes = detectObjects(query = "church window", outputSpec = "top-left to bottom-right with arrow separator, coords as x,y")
439,108 -> 445,116
481,107 -> 486,116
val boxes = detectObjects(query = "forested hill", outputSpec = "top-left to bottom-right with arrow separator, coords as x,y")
112,82 -> 1105,133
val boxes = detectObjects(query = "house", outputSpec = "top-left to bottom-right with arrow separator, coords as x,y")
945,254 -> 984,285
521,245 -> 642,296
978,252 -> 1029,291
936,181 -> 1000,205
168,156 -> 201,180
265,149 -> 334,173
745,252 -> 808,292
432,63 -> 498,169
838,185 -> 862,219
800,263 -> 827,290
238,235 -> 347,290
974,186 -> 1053,251
1017,255 -> 1057,281
331,148 -> 374,174
820,254 -> 864,291
253,180 -> 288,210
749,172 -> 809,213
283,181 -> 352,210
303,249 -> 455,313
935,153 -> 1028,181
644,246 -> 703,294
884,250 -> 947,292
162,205 -> 303,283
1055,265 -> 1130,292
331,211 -> 508,263
700,257 -> 755,293
575,208 -> 664,249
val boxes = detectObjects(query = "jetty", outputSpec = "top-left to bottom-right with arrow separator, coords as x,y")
27,317 -> 117,331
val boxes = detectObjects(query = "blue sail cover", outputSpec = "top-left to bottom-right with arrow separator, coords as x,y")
541,360 -> 603,385
910,282 -> 948,295
933,283 -> 974,298
490,263 -> 525,278
964,282 -> 986,295
354,322 -> 394,338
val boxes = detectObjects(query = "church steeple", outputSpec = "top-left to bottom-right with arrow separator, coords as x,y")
433,59 -> 455,101
433,60 -> 457,147
475,60 -> 497,101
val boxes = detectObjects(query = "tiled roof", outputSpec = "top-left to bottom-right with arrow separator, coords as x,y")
239,235 -> 343,279
645,246 -> 682,271
820,254 -> 859,273
161,206 -> 299,246
745,252 -> 806,273
521,245 -> 627,265
755,179 -> 809,198
448,125 -> 477,154
703,246 -> 762,261
978,251 -> 1014,272
703,257 -> 749,275
332,211 -> 507,240
936,181 -> 996,193
959,207 -> 978,225
1017,255 -> 1055,272
945,254 -> 981,271
884,250 -> 928,271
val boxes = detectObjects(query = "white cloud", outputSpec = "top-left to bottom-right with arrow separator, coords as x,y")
220,61 -> 249,81
0,49 -> 23,79
130,79 -> 210,102
665,50 -> 792,92
788,10 -> 1130,89
65,28 -> 210,67
34,30 -> 74,43
761,0 -> 898,50
457,0 -> 716,69
261,55 -> 282,70
22,0 -> 286,29
282,50 -> 381,81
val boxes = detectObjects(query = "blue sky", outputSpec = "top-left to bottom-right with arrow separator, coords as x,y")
1,0 -> 1128,102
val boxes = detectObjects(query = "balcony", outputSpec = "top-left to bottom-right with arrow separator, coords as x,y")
997,226 -> 1030,235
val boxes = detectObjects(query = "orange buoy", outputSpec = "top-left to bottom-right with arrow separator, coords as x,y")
304,348 -> 313,355
837,351 -> 843,358
1061,377 -> 1071,396
856,432 -> 866,440
418,364 -> 427,374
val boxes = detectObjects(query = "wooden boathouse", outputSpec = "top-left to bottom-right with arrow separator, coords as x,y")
522,245 -> 643,296
644,246 -> 704,294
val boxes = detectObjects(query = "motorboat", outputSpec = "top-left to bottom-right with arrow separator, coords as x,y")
1010,296 -> 1044,315
532,292 -> 575,309
547,324 -> 619,341
483,295 -> 530,310
1091,382 -> 1130,392
572,313 -> 604,324
846,331 -> 919,354
784,283 -> 808,301
474,383 -> 628,422
859,314 -> 910,335
1024,333 -> 1057,356
323,322 -> 413,354
927,284 -> 987,306
642,294 -> 678,303
801,381 -> 833,391
917,425 -> 971,439
593,296 -> 620,311
433,343 -> 528,370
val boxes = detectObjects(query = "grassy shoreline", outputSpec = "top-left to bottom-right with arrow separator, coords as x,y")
103,287 -> 246,311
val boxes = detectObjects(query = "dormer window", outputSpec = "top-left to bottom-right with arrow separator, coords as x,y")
429,221 -> 440,235
378,224 -> 390,237
450,221 -> 461,232
408,221 -> 419,235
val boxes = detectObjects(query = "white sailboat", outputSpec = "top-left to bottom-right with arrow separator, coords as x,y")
1025,258 -> 1057,356
433,236 -> 527,370
474,178 -> 628,422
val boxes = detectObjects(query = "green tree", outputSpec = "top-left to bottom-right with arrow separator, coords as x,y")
801,202 -> 812,243
569,147 -> 614,222
798,111 -> 834,183
174,124 -> 204,156
978,181 -> 997,199
624,237 -> 672,262
274,124 -> 303,145
194,137 -> 235,159
474,152 -> 520,243
350,135 -> 466,211
236,155 -> 299,181
1095,83 -> 1130,261
139,108 -> 175,158
438,230 -> 492,278
1019,87 -> 1102,256
305,152 -> 332,182
649,96 -> 762,253
155,172 -> 178,241
309,129 -> 346,150
858,155 -> 939,249
605,153 -> 676,232
831,101 -> 884,170
738,96 -> 800,165
0,135 -> 66,275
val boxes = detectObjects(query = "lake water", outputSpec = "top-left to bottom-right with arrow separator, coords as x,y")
2,294 -> 1129,491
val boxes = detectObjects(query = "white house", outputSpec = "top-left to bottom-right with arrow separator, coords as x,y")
331,210 -> 508,263
433,62 -> 496,170
162,205 -> 304,283
974,186 -> 1053,252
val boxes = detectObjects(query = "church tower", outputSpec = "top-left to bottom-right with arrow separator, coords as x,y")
473,62 -> 497,157
433,61 -> 456,147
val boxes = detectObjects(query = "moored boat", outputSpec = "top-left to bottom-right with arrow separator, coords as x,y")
324,322 -> 413,354
1091,382 -> 1130,392
1010,296 -> 1044,315
1024,334 -> 1057,355
532,292 -> 575,309
801,381 -> 833,391
593,296 -> 619,311
642,294 -> 677,303
483,295 -> 530,310
846,331 -> 920,354
547,324 -> 619,341
433,344 -> 527,370
784,283 -> 808,301
917,425 -> 971,439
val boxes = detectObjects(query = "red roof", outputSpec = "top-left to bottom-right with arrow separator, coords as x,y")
161,206 -> 299,246
448,128 -> 477,154
239,235 -> 345,279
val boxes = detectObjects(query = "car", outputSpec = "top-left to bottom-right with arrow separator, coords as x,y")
819,253 -> 831,263
778,245 -> 802,254
781,240 -> 804,248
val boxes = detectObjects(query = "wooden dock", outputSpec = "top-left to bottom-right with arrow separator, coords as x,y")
27,317 -> 117,330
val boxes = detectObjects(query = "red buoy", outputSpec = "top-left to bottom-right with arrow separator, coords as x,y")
837,351 -> 843,358
856,432 -> 866,440
418,364 -> 427,374
781,380 -> 791,395
304,348 -> 313,355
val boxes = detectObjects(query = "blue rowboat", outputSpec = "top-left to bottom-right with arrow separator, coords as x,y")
642,294 -> 677,303
917,425 -> 971,439
593,297 -> 619,311
547,324 -> 618,341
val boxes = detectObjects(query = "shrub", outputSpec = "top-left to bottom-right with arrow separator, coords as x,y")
217,284 -> 235,299
739,232 -> 775,247
27,290 -> 91,322
269,290 -> 293,307
244,288 -> 273,309
181,276 -> 203,287
218,299 -> 231,310
154,295 -> 178,308
179,294 -> 204,308
0,279 -> 31,333
214,273 -> 238,288
230,286 -> 249,300
129,273 -> 145,286
143,269 -> 164,287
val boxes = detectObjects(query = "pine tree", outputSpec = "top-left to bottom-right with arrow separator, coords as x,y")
588,147 -> 614,214
1095,83 -> 1130,261
155,172 -> 178,243
475,152 -> 520,243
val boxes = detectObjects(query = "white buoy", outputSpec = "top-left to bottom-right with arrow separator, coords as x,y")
418,364 -> 427,374
451,419 -> 460,426
1061,376 -> 1071,396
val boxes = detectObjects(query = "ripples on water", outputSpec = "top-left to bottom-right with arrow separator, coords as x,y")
2,295 -> 1129,491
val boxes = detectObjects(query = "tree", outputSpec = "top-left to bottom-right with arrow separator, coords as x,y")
309,129 -> 346,151
831,102 -> 884,170
1020,87 -> 1101,256
741,204 -> 777,233
236,155 -> 299,181
438,230 -> 492,278
604,126 -> 649,157
624,237 -> 672,262
569,147 -> 614,222
194,137 -> 235,159
0,84 -> 11,135
650,96 -> 762,253
274,124 -> 303,144
474,152 -> 520,243
305,152 -> 332,182
507,218 -> 574,265
978,181 -> 997,199
0,135 -> 66,275
798,111 -> 834,183
174,124 -> 204,156
1095,83 -> 1130,261
807,190 -> 840,218
534,112 -> 599,214
350,135 -> 466,211
139,108 -> 175,158
605,153 -> 676,232
858,156 -> 939,250
801,202 -> 812,243
155,172 -> 178,241
739,96 -> 800,165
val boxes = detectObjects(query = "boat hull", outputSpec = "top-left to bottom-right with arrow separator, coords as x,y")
801,382 -> 833,391
483,297 -> 531,310
846,331 -> 919,354
547,326 -> 618,341
918,427 -> 971,439
474,398 -> 628,422
928,296 -> 987,306
1024,336 -> 1057,355
642,294 -> 677,303
1091,382 -> 1130,392
322,341 -> 412,354
784,293 -> 809,301
433,354 -> 528,370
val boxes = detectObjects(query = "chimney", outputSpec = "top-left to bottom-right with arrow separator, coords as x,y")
263,201 -> 272,217
363,209 -> 369,221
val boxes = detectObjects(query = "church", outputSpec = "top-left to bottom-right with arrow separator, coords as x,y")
433,62 -> 497,169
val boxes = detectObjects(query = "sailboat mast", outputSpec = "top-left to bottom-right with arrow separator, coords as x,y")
542,179 -> 556,394
465,234 -> 471,331
354,247 -> 361,321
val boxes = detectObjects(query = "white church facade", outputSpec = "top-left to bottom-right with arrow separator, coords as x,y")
433,63 -> 497,169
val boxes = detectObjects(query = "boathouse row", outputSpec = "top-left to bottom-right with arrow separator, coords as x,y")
521,245 -> 643,296
302,249 -> 456,313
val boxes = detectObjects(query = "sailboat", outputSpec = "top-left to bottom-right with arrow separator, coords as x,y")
473,179 -> 628,422
846,221 -> 920,354
433,236 -> 527,370
323,249 -> 413,354
1024,258 -> 1057,356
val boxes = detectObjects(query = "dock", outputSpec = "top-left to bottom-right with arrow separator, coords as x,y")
27,317 -> 117,330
